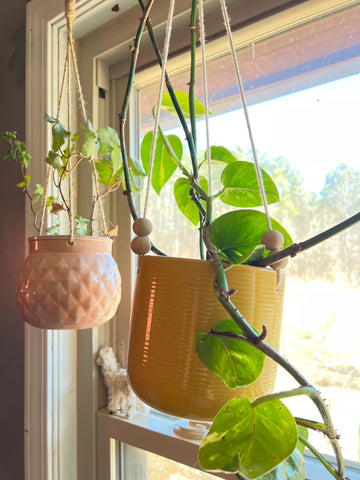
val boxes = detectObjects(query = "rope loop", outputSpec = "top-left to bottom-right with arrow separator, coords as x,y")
65,0 -> 76,24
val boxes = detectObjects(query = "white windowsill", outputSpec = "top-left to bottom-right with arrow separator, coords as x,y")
97,410 -> 360,480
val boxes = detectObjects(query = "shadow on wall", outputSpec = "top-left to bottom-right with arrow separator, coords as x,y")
9,23 -> 26,87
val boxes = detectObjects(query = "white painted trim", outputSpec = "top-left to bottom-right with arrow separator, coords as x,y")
25,2 -> 113,480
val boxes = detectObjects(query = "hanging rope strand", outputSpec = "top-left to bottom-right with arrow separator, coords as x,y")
66,0 -> 108,235
143,0 -> 175,218
66,19 -> 87,123
198,0 -> 212,198
219,0 -> 272,230
67,46 -> 75,243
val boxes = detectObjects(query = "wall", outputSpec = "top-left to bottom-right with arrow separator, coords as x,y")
0,0 -> 27,478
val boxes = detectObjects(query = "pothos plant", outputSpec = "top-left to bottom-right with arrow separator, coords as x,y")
117,1 -> 360,480
2,114 -> 142,237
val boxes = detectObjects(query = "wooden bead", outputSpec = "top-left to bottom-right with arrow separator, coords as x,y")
261,230 -> 284,250
131,236 -> 151,255
268,248 -> 289,270
133,218 -> 153,237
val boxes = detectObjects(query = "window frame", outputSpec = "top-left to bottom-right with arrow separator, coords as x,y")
25,1 -> 360,479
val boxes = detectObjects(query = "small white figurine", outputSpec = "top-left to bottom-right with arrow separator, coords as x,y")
96,345 -> 144,417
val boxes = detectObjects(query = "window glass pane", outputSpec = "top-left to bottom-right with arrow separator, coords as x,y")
120,443 -> 221,480
136,0 -> 360,466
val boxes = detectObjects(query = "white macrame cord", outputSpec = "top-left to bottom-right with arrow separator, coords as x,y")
143,0 -> 176,219
219,0 -> 273,232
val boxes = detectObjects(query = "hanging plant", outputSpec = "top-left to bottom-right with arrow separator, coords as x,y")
2,0 -> 126,330
119,1 -> 360,480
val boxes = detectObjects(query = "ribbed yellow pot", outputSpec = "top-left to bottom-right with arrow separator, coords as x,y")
127,255 -> 285,421
16,236 -> 121,330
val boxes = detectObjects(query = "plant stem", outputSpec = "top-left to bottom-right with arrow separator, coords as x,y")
201,220 -> 346,478
119,0 -> 156,221
252,211 -> 360,268
189,0 -> 198,158
298,435 -> 346,480
295,417 -> 328,436
251,386 -> 317,408
137,0 -> 198,173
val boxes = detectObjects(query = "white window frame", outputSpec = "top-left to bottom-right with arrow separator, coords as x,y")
25,1 -> 360,479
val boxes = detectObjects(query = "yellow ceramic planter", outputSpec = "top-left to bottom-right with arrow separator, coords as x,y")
127,255 -> 285,421
16,236 -> 121,330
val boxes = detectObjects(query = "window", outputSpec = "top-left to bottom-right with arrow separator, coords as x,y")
26,1 -> 360,479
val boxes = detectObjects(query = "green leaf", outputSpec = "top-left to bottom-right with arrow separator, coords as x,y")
198,397 -> 298,478
46,195 -> 57,209
74,216 -> 90,236
174,176 -> 208,226
111,147 -> 122,174
196,319 -> 265,388
160,91 -> 208,119
220,161 -> 279,207
10,139 -> 32,167
45,217 -> 60,235
16,175 -> 30,190
97,126 -> 120,154
44,113 -> 58,124
257,448 -> 305,480
45,151 -> 63,169
210,210 -> 293,265
51,119 -> 70,152
4,149 -> 15,160
33,184 -> 44,204
296,426 -> 308,456
19,151 -> 31,168
81,121 -> 96,157
129,157 -> 146,176
205,145 -> 238,164
140,131 -> 181,194
95,160 -> 117,187
97,127 -> 122,172
242,245 -> 266,265
2,130 -> 17,141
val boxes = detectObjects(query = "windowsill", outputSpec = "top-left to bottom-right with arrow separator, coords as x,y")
97,409 -> 360,480
97,409 -> 235,479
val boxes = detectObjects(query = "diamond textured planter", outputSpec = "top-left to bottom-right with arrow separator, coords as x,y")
127,255 -> 285,421
17,236 -> 121,330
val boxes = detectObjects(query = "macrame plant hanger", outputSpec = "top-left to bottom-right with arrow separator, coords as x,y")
132,0 -> 287,274
218,0 -> 287,269
130,0 -> 176,256
39,0 -> 107,242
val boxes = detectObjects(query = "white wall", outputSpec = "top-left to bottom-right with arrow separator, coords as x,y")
0,0 -> 27,478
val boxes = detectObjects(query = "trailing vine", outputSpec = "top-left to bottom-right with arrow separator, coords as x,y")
113,1 -> 360,479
